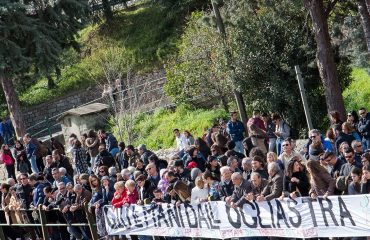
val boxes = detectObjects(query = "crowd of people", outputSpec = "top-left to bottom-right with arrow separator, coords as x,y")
0,107 -> 369,240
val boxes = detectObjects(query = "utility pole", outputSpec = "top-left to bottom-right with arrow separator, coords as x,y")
211,0 -> 248,124
295,66 -> 314,131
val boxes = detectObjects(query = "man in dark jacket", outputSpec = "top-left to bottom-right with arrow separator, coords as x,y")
16,173 -> 33,209
333,124 -> 356,154
94,144 -> 115,172
220,166 -> 234,201
228,172 -> 251,208
138,144 -> 154,165
136,174 -> 154,205
98,130 -> 119,157
258,162 -> 283,201
322,151 -> 345,178
358,108 -> 370,150
51,150 -> 74,179
227,112 -> 245,154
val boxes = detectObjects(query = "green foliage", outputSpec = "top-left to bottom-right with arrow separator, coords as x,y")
110,105 -> 228,149
18,2 -> 186,107
343,68 -> 370,111
165,12 -> 232,110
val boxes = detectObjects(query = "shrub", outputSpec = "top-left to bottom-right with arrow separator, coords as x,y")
110,105 -> 228,150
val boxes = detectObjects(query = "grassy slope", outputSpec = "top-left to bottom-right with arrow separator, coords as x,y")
19,2 -> 181,106
111,106 -> 228,150
343,68 -> 370,111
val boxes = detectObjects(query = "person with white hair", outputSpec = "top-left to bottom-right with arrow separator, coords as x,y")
220,166 -> 234,201
137,144 -> 154,165
6,178 -> 15,187
257,162 -> 283,202
228,172 -> 251,208
121,169 -> 131,181
108,166 -> 117,182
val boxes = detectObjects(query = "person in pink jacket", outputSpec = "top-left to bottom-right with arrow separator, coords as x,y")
1,144 -> 16,179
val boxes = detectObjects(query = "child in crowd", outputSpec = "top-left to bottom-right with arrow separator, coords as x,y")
122,180 -> 138,206
112,181 -> 127,208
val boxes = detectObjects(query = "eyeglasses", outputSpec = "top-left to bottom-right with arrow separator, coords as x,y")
359,112 -> 366,115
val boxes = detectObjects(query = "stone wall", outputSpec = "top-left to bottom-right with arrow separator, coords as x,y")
22,69 -> 169,137
23,86 -> 102,136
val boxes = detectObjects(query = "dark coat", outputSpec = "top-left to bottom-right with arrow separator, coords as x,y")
283,171 -> 310,197
231,179 -> 252,205
138,180 -> 155,203
261,172 -> 283,201
219,180 -> 234,201
358,112 -> 370,139
50,156 -> 74,179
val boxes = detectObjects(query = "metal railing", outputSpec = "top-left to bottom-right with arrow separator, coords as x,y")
0,203 -> 99,240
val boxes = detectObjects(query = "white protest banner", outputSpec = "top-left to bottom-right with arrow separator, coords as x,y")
104,195 -> 370,239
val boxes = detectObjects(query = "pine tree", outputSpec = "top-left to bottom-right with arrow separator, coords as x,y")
0,0 -> 89,137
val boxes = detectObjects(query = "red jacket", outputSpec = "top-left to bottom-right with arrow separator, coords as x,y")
122,189 -> 138,205
111,190 -> 127,208
0,153 -> 14,166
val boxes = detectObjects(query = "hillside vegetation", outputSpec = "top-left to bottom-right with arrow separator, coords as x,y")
111,106 -> 228,150
19,1 -> 183,107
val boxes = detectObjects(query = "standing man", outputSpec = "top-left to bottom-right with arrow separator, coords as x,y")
98,130 -> 119,157
173,129 -> 188,158
227,112 -> 245,154
358,107 -> 370,150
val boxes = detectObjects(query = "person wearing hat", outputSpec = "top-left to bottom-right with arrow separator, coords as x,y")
137,144 -> 154,165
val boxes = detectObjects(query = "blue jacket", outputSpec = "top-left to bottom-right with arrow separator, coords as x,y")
358,113 -> 370,139
101,186 -> 114,206
106,133 -> 118,152
227,120 -> 245,142
33,182 -> 51,207
25,141 -> 36,159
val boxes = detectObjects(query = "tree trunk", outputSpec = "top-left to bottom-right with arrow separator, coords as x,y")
211,0 -> 249,124
102,0 -> 113,22
220,95 -> 229,113
366,0 -> 370,13
0,73 -> 26,138
304,0 -> 346,120
357,0 -> 370,52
